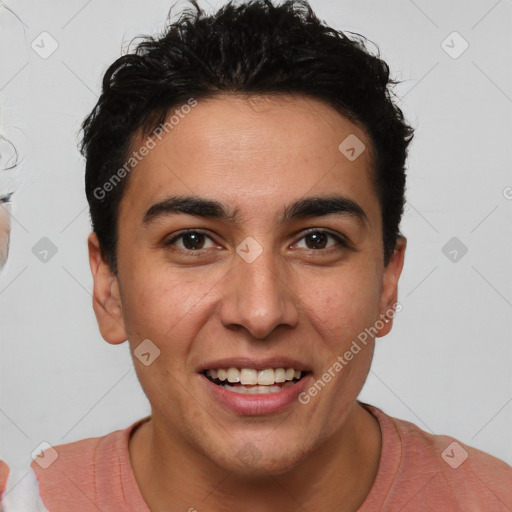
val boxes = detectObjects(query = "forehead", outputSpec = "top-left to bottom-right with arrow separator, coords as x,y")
120,93 -> 378,226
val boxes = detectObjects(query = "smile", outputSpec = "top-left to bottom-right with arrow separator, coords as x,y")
204,367 -> 306,395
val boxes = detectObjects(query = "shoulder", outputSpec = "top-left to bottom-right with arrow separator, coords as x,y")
1,432 -> 124,512
31,428 -> 126,512
29,418 -> 149,512
392,410 -> 512,479
367,404 -> 512,511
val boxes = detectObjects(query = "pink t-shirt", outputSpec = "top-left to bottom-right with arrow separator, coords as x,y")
1,403 -> 511,511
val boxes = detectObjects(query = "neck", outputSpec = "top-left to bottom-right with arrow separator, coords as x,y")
129,402 -> 381,511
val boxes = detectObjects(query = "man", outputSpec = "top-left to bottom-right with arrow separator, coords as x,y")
1,0 -> 511,510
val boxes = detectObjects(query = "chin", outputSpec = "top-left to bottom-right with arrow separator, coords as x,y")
209,439 -> 310,477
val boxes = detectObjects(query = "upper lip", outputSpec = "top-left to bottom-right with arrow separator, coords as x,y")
197,357 -> 311,373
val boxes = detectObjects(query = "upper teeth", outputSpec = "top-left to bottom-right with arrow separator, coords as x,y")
207,368 -> 302,385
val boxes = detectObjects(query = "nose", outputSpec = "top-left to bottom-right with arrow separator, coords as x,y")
219,244 -> 299,339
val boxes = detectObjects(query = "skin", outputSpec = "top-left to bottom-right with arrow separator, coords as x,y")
0,198 -> 10,270
88,93 -> 406,511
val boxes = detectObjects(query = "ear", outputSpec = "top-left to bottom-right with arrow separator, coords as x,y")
376,236 -> 406,338
88,232 -> 127,344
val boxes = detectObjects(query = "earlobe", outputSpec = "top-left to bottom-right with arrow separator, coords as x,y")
88,232 -> 127,345
376,236 -> 406,338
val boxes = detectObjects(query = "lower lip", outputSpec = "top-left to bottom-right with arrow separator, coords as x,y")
199,373 -> 312,416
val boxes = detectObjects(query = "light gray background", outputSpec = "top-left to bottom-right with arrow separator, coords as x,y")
1,0 -> 511,471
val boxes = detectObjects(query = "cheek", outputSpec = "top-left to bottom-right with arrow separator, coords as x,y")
300,270 -> 380,423
120,264 -> 222,353
304,265 -> 382,348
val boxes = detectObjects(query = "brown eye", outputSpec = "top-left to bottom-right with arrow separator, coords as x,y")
179,232 -> 206,250
294,229 -> 348,251
165,230 -> 217,251
304,232 -> 328,249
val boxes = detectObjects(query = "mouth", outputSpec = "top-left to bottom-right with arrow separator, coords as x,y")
202,367 -> 309,395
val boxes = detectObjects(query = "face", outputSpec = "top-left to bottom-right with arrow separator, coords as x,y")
89,94 -> 405,475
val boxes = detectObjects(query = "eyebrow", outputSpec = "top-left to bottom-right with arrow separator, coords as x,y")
143,194 -> 368,226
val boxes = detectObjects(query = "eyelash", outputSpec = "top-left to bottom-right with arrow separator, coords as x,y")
164,228 -> 351,254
